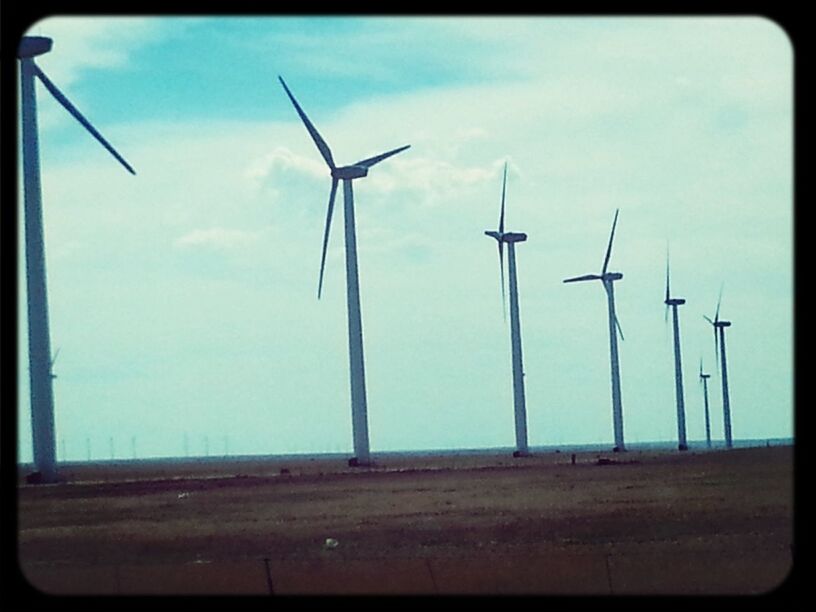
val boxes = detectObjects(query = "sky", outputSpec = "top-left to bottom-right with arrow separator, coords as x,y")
13,15 -> 794,462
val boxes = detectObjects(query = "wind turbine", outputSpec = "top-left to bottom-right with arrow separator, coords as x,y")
279,76 -> 410,467
699,359 -> 712,449
704,287 -> 733,449
485,162 -> 530,457
664,248 -> 688,451
564,209 -> 627,452
18,36 -> 136,483
49,347 -> 61,380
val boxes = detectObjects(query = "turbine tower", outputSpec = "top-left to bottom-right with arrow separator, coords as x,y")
664,248 -> 688,451
564,209 -> 627,452
484,162 -> 530,457
704,287 -> 733,449
18,36 -> 135,483
699,359 -> 712,449
279,76 -> 410,467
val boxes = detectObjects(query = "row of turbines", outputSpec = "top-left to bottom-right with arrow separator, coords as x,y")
484,169 -> 733,457
18,36 -> 735,483
279,76 -> 737,464
57,434 -> 232,461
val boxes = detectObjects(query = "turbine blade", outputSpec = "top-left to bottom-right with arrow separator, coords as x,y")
714,328 -> 720,375
601,208 -> 620,275
33,65 -> 136,175
499,161 -> 507,235
498,241 -> 507,321
703,315 -> 714,325
278,76 -> 335,170
603,281 -> 625,341
353,144 -> 411,169
714,282 -> 724,323
317,178 -> 339,299
51,347 -> 61,368
664,248 -> 670,325
563,274 -> 602,283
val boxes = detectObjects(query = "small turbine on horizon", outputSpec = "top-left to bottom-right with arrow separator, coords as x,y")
564,209 -> 627,452
18,36 -> 136,484
664,247 -> 688,451
485,162 -> 530,457
279,76 -> 410,467
699,358 -> 713,449
49,347 -> 61,380
704,286 -> 734,449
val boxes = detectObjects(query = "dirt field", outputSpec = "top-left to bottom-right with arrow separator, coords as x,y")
16,446 -> 794,595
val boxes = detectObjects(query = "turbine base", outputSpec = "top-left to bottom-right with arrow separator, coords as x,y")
347,457 -> 375,468
24,470 -> 59,485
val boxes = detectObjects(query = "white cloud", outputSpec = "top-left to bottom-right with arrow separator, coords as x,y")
29,16 -> 169,86
244,145 -> 328,188
173,227 -> 261,251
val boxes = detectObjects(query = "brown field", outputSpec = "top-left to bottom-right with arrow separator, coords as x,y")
17,446 -> 794,596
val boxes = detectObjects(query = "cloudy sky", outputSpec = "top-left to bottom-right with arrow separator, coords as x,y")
15,16 -> 793,462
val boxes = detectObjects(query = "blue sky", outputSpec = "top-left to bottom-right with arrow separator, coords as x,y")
15,16 -> 793,461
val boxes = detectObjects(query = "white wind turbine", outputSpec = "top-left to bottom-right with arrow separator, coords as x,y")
485,162 -> 530,457
699,359 -> 713,449
279,76 -> 410,467
18,36 -> 136,483
564,209 -> 627,452
704,286 -> 734,449
664,247 -> 688,451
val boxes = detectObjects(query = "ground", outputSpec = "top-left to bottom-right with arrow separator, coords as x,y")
15,445 -> 794,595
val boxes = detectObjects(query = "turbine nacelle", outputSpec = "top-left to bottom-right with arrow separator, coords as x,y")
703,316 -> 732,328
332,165 -> 369,180
665,297 -> 686,306
485,230 -> 527,244
503,232 -> 528,244
18,36 -> 53,58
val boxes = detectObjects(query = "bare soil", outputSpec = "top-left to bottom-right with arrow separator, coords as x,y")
16,446 -> 794,594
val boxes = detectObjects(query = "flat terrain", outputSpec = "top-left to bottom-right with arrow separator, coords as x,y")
16,446 -> 794,595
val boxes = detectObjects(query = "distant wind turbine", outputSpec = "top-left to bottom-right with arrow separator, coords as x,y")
664,247 -> 688,451
485,162 -> 530,457
279,76 -> 410,467
18,36 -> 136,483
49,347 -> 60,380
704,286 -> 734,449
699,359 -> 712,449
564,209 -> 627,452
